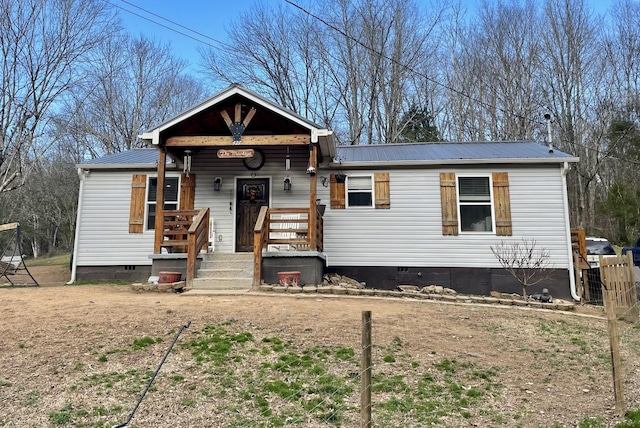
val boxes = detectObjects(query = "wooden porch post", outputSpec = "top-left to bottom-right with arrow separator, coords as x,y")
309,144 -> 317,251
153,148 -> 166,253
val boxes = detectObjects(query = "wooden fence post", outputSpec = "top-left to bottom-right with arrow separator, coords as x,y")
604,287 -> 625,414
361,311 -> 372,428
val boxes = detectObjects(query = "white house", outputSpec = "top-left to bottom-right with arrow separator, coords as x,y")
71,84 -> 580,299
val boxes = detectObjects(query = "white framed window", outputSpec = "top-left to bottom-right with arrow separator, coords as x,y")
146,176 -> 179,230
346,175 -> 373,207
457,175 -> 494,232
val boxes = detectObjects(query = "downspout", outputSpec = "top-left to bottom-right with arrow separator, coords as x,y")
68,168 -> 88,284
561,161 -> 580,301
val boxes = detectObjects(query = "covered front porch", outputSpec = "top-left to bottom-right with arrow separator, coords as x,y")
153,205 -> 324,288
139,84 -> 334,288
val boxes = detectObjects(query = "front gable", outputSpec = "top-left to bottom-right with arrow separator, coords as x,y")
139,84 -> 335,159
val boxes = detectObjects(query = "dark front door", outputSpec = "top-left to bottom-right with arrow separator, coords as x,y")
236,178 -> 269,252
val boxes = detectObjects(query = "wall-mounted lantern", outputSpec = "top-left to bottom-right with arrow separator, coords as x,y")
320,176 -> 329,187
213,177 -> 222,191
284,176 -> 291,192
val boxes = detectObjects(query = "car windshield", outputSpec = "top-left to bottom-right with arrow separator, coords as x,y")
586,240 -> 616,255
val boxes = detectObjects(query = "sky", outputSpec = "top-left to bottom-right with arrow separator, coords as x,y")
114,0 -> 283,74
114,0 -> 614,77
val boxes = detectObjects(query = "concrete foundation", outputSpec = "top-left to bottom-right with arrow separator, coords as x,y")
327,266 -> 573,300
148,254 -> 202,280
261,251 -> 325,286
75,265 -> 151,283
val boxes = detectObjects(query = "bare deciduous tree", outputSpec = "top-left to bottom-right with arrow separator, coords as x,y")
53,34 -> 206,159
540,0 -> 607,231
200,0 -> 443,145
0,0 -> 118,192
490,239 -> 554,298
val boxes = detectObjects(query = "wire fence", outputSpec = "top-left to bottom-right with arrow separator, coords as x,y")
7,273 -> 640,427
575,252 -> 640,420
117,294 -> 640,427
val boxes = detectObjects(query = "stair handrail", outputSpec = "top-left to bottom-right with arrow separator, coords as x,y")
186,208 -> 210,288
253,206 -> 269,289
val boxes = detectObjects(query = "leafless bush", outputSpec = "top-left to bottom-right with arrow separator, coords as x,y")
490,239 -> 554,298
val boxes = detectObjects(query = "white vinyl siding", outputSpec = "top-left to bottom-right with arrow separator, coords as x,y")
75,170 -> 180,266
317,166 -> 571,269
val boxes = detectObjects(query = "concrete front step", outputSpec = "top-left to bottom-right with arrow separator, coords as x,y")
199,260 -> 252,270
197,268 -> 252,279
191,277 -> 253,290
193,252 -> 254,290
201,252 -> 253,262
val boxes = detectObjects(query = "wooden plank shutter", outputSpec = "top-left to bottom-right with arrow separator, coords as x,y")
330,174 -> 346,209
179,173 -> 196,210
374,172 -> 390,209
129,174 -> 147,233
440,172 -> 458,236
492,172 -> 512,236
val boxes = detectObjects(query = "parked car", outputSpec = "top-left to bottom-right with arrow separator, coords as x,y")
586,237 -> 616,268
621,235 -> 640,267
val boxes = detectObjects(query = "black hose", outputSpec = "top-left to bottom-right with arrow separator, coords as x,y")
113,320 -> 191,428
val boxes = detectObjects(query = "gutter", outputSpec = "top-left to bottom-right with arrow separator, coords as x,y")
329,157 -> 580,168
68,168 -> 88,284
75,163 -> 168,170
561,161 -> 580,301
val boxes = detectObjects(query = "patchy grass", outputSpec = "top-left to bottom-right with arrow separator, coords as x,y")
26,253 -> 70,267
4,286 -> 640,428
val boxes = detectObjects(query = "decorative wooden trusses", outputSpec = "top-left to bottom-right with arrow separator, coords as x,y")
164,102 -> 311,147
221,102 -> 256,144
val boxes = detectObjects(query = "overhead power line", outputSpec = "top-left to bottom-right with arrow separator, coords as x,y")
283,0 -> 544,127
102,0 -> 232,51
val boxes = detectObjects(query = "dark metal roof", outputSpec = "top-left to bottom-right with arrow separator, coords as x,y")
334,141 -> 578,164
77,148 -> 160,168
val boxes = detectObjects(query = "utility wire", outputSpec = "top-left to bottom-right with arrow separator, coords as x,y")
108,0 -> 640,166
102,0 -> 222,50
110,0 -> 540,127
117,0 -> 237,51
283,0 -> 543,127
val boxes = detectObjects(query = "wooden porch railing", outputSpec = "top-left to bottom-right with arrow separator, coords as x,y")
160,210 -> 200,252
253,206 -> 269,289
253,206 -> 324,288
187,208 -> 210,288
160,208 -> 209,287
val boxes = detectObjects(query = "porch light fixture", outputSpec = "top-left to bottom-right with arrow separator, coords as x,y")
320,176 -> 329,187
285,146 -> 291,170
183,150 -> 192,176
284,176 -> 291,192
213,177 -> 222,191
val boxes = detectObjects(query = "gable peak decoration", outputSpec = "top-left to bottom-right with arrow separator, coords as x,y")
220,102 -> 257,145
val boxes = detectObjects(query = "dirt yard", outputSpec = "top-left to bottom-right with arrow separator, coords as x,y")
1,266 -> 640,427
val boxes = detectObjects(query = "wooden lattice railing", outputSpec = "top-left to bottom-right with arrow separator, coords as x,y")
160,208 -> 209,287
253,206 -> 324,288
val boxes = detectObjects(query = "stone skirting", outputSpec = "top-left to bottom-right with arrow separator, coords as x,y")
255,283 -> 575,311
